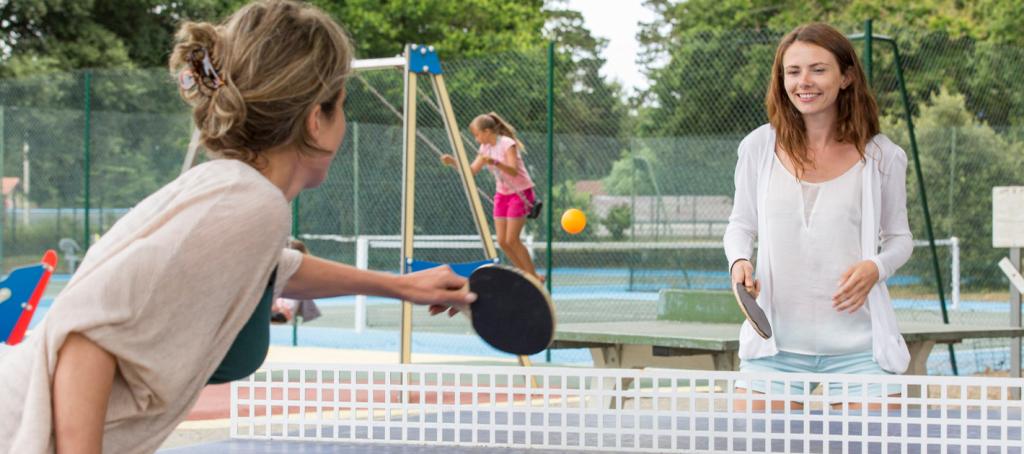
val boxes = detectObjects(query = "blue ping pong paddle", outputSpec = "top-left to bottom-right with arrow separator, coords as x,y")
733,282 -> 772,339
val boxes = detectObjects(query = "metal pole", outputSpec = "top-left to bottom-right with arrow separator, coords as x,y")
545,42 -> 555,363
290,300 -> 299,346
291,196 -> 300,346
354,236 -> 368,332
292,196 -> 300,238
353,122 -> 360,240
847,32 -> 958,374
83,71 -> 92,250
351,123 -> 364,333
888,40 -> 958,375
21,141 -> 28,226
0,106 -> 4,271
629,140 -> 637,291
399,45 -> 418,364
863,20 -> 873,86
948,127 -> 956,236
630,140 -> 637,240
545,41 -> 555,294
1011,248 -> 1021,379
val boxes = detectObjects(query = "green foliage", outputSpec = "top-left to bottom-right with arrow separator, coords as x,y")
0,0 -> 552,75
3,216 -> 79,263
882,88 -> 1024,289
1,1 -> 1023,292
0,0 -> 629,250
601,203 -> 632,240
603,149 -> 655,196
636,28 -> 774,137
0,0 -> 235,74
314,0 -> 546,59
636,0 -> 1024,136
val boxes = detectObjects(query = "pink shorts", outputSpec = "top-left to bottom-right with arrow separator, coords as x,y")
493,188 -> 536,218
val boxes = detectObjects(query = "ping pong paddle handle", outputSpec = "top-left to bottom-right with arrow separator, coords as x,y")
732,279 -> 759,299
730,260 -> 760,297
427,281 -> 473,317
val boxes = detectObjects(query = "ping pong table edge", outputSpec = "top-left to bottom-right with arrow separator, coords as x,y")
550,289 -> 1024,377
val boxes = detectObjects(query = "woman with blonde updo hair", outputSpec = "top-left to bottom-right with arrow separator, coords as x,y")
0,1 -> 475,452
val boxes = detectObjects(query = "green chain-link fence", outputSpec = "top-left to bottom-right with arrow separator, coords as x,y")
0,69 -> 189,274
2,25 -> 1022,374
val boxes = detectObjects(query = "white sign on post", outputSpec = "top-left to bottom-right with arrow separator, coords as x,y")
993,187 -> 1024,248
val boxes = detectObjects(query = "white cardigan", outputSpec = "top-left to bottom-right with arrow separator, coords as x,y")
723,124 -> 914,373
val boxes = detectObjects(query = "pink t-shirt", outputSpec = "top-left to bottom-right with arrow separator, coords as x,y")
479,135 -> 534,194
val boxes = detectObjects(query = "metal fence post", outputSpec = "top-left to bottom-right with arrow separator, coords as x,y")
353,121 -> 360,240
291,196 -> 300,346
545,41 -> 555,363
545,41 -> 554,292
83,71 -> 92,251
0,106 -> 4,271
848,30 -> 958,374
1011,247 -> 1021,380
863,19 -> 873,86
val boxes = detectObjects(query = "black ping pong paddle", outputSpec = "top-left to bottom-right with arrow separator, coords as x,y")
733,282 -> 772,340
463,265 -> 555,356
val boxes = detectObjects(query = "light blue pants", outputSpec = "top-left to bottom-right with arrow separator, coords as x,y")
736,350 -> 901,397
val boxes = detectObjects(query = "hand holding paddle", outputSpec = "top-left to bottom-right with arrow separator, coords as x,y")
401,265 -> 477,309
730,259 -> 759,299
730,259 -> 771,340
429,265 -> 555,356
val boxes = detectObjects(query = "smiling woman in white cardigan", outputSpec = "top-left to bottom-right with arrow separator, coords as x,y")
723,23 -> 913,411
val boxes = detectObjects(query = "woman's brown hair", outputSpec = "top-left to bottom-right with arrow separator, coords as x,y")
169,0 -> 354,166
765,23 -> 879,176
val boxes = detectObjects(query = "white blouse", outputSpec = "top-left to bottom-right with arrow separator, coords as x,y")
723,124 -> 914,373
767,157 -> 871,355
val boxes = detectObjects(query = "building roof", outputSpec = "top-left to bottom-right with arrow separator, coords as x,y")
574,180 -> 605,196
2,177 -> 19,196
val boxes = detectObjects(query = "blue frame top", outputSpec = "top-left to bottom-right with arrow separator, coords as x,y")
408,44 -> 443,75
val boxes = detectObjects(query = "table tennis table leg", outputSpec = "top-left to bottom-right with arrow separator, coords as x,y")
711,352 -> 739,371
580,346 -> 635,409
905,340 -> 936,376
517,355 -> 541,388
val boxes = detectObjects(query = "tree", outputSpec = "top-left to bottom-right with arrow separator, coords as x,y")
314,0 -> 546,60
882,88 -> 1024,289
0,0 -> 234,74
601,203 -> 632,240
635,0 -> 1024,135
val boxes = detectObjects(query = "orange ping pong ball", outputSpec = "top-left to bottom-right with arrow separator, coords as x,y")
561,208 -> 587,234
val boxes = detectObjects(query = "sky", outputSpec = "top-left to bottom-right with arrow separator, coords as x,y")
565,0 -> 656,93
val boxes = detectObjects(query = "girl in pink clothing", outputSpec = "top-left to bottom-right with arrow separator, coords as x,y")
442,112 -> 541,281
